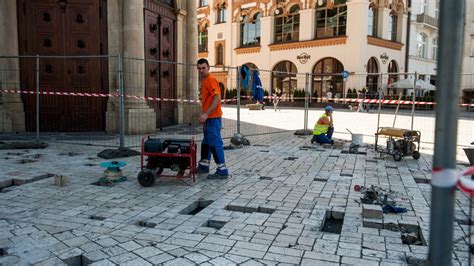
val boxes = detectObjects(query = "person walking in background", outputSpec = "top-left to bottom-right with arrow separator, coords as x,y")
311,106 -> 335,145
196,58 -> 229,179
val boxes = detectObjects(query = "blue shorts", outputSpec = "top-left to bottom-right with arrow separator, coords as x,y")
202,118 -> 223,147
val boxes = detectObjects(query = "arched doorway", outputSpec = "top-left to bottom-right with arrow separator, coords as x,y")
366,57 -> 379,95
387,60 -> 399,96
272,61 -> 297,102
312,57 -> 344,102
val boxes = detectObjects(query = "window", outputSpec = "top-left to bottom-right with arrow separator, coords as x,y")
432,38 -> 438,60
435,1 -> 439,19
274,5 -> 300,43
388,60 -> 399,84
471,36 -> 474,56
388,12 -> 398,41
240,13 -> 261,47
198,27 -> 208,53
417,33 -> 427,58
216,43 -> 224,65
368,5 -> 378,37
315,0 -> 347,39
216,4 -> 227,23
199,0 -> 207,7
366,57 -> 379,92
420,0 -> 427,14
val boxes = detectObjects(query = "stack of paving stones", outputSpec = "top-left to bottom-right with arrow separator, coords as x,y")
0,133 -> 472,265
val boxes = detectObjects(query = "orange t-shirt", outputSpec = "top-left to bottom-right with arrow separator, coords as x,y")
200,75 -> 223,118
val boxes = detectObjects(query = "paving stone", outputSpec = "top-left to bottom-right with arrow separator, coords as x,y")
147,253 -> 175,265
183,252 -> 210,264
118,241 -> 142,251
363,204 -> 383,219
228,247 -> 266,259
163,257 -> 194,266
209,256 -> 237,265
133,246 -> 163,258
263,252 -> 301,264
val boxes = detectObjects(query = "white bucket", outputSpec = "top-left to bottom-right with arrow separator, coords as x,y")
351,134 -> 363,146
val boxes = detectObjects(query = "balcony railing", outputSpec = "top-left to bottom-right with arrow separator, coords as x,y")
416,14 -> 438,28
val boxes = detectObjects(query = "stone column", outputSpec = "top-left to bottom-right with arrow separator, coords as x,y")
0,1 -> 25,132
107,0 -> 156,134
183,0 -> 199,124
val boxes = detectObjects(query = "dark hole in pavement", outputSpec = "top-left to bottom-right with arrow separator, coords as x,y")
321,210 -> 344,234
59,152 -> 82,156
259,176 -> 273,180
180,200 -> 214,215
62,254 -> 91,266
414,178 -> 431,184
16,158 -> 37,164
90,181 -> 113,187
137,221 -> 157,228
313,178 -> 327,182
89,215 -> 106,221
0,247 -> 7,256
84,163 -> 98,167
455,218 -> 472,225
386,165 -> 398,169
329,155 -> 339,158
400,224 -> 426,246
284,157 -> 298,161
205,219 -> 226,229
366,159 -> 377,163
405,255 -> 426,265
253,144 -> 270,147
340,173 -> 353,177
225,204 -> 275,214
260,150 -> 269,153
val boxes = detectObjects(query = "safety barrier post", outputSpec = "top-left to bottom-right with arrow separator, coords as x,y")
410,72 -> 417,130
35,55 -> 40,142
304,73 -> 309,131
118,54 -> 125,149
236,66 -> 241,134
428,0 -> 465,264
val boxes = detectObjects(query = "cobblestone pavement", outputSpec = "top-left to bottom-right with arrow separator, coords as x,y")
0,132 -> 472,265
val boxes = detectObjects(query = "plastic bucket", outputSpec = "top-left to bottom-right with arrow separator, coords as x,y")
351,134 -> 363,146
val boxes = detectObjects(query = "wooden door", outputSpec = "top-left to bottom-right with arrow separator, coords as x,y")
17,0 -> 107,132
144,2 -> 176,128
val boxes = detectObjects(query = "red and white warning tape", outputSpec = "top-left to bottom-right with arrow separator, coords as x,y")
1,89 -> 473,107
433,167 -> 474,197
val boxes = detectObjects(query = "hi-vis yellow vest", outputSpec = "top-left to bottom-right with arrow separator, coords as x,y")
313,113 -> 329,135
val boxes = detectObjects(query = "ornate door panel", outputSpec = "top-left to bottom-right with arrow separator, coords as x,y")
18,0 -> 107,132
144,1 -> 176,128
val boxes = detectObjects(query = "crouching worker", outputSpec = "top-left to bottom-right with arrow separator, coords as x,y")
311,106 -> 334,145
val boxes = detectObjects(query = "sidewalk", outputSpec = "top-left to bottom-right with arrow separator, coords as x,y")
0,132 -> 471,265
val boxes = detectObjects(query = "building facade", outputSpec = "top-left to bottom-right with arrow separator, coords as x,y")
0,0 -> 198,133
461,0 -> 474,104
197,0 -> 409,101
407,0 -> 438,84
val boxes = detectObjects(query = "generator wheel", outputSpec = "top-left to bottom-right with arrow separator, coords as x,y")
393,152 -> 402,161
413,151 -> 421,160
138,170 -> 155,187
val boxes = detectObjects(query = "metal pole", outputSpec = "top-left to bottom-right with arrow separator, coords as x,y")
35,55 -> 40,142
428,0 -> 465,265
376,74 -> 383,131
118,54 -> 125,149
304,73 -> 309,131
236,66 -> 241,134
410,72 -> 417,130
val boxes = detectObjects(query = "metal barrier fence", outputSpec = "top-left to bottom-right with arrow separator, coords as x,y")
0,55 -> 473,151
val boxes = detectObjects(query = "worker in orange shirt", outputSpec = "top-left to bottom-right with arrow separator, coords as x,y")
196,58 -> 229,179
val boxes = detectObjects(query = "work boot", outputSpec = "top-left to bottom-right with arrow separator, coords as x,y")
207,164 -> 229,179
196,160 -> 210,174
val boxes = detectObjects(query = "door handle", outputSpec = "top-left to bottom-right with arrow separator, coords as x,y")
162,50 -> 169,57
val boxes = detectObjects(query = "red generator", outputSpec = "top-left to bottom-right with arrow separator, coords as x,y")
137,136 -> 196,187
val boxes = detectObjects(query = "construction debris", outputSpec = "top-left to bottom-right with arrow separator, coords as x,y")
358,185 -> 407,214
